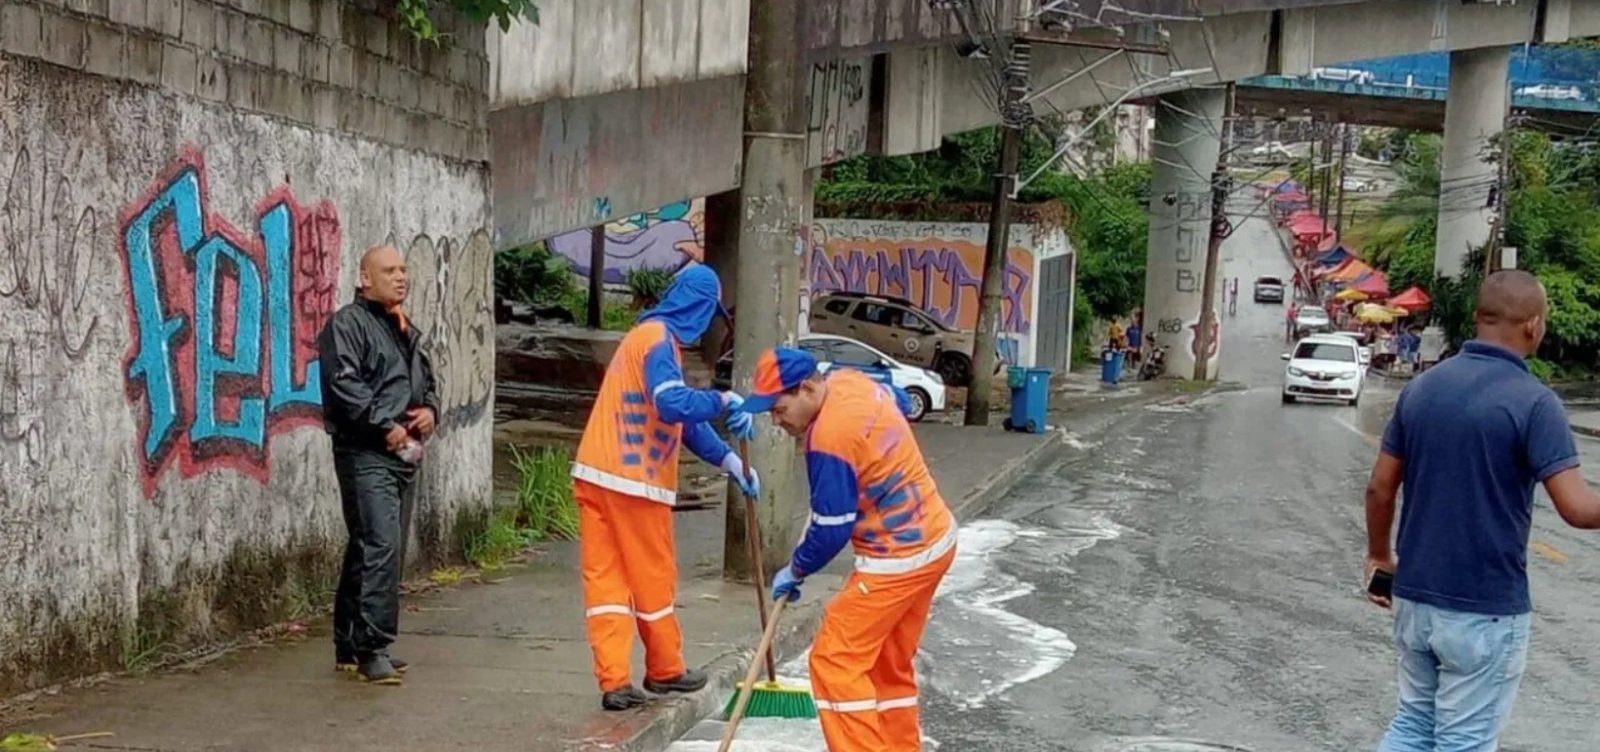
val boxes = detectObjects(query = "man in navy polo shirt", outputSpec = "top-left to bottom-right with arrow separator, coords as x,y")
1364,270 -> 1600,751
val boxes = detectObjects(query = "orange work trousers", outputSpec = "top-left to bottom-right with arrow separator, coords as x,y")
577,480 -> 685,692
809,548 -> 956,752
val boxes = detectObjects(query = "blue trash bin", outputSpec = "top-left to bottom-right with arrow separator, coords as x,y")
1100,349 -> 1125,384
1004,367 -> 1052,434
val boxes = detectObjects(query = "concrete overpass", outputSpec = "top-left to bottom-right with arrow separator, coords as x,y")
1235,74 -> 1600,133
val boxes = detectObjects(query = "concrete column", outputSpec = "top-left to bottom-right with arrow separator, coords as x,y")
1436,46 -> 1510,278
1143,88 -> 1225,380
722,0 -> 808,582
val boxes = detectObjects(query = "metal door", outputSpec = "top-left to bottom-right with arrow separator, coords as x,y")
1035,253 -> 1076,373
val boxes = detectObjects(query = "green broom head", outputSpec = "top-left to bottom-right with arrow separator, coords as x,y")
720,680 -> 819,720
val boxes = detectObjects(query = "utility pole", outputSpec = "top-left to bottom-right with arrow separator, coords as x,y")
1305,116 -> 1317,216
587,225 -> 605,328
1192,83 -> 1235,382
1334,123 -> 1350,236
966,40 -> 1031,427
1319,123 -> 1334,230
723,0 -> 807,581
1485,123 -> 1512,277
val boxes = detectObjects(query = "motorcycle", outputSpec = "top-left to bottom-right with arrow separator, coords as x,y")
1139,334 -> 1168,381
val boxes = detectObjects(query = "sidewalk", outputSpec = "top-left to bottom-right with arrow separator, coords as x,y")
0,424 -> 1061,752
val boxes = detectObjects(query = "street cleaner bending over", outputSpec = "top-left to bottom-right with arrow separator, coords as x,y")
740,347 -> 957,752
572,263 -> 760,711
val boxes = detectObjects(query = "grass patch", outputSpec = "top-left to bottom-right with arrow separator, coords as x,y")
1167,379 -> 1213,394
463,445 -> 581,570
119,627 -> 177,675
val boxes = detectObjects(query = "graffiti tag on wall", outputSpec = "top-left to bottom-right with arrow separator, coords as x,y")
807,57 -> 870,168
807,226 -> 1035,334
546,199 -> 704,284
120,154 -> 340,497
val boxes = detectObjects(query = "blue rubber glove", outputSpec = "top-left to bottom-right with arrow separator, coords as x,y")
720,454 -> 761,500
722,392 -> 756,440
770,565 -> 804,602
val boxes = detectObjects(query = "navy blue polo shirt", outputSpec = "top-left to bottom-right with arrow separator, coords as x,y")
1381,340 -> 1579,615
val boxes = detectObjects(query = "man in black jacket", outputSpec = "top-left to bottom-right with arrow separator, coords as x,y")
316,244 -> 440,686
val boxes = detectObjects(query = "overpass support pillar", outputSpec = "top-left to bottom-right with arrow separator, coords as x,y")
1436,47 -> 1510,278
1143,88 -> 1226,380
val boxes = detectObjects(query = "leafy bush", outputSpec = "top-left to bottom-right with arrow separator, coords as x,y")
494,243 -> 573,308
626,268 -> 676,309
395,0 -> 539,42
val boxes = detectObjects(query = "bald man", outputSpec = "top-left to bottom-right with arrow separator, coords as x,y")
1365,270 -> 1600,750
316,245 -> 440,686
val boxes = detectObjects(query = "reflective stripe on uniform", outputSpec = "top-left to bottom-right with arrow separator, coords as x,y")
572,462 -> 676,505
635,605 -> 675,622
854,526 -> 958,575
651,379 -> 687,399
877,696 -> 918,710
811,511 -> 858,526
585,604 -> 633,618
815,698 -> 878,713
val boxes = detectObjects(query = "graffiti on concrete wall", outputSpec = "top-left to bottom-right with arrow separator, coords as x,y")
0,143 -> 103,469
807,57 -> 871,168
403,231 -> 494,429
807,221 -> 1035,334
117,152 -> 494,497
546,199 -> 704,283
119,154 -> 341,496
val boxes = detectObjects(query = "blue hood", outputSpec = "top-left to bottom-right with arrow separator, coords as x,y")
639,263 -> 729,344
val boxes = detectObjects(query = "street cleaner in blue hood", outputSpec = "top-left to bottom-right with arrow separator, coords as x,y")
571,262 -> 761,711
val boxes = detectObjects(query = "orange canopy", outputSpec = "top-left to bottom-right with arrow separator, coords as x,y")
1329,259 -> 1374,282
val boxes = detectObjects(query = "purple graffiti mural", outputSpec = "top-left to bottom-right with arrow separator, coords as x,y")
808,244 -> 1033,334
547,200 -> 703,284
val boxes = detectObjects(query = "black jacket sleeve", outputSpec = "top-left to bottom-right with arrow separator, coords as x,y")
317,313 -> 397,440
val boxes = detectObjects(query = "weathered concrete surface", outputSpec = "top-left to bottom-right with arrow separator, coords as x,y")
1435,46 -> 1509,278
1142,87 -> 1225,382
0,3 -> 494,695
0,418 -> 1063,751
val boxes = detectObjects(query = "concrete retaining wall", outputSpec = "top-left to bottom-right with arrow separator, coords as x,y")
0,0 -> 494,695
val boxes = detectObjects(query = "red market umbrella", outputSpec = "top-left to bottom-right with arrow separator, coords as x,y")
1353,272 -> 1390,297
1389,285 -> 1432,310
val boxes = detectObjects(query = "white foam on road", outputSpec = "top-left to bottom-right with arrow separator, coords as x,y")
920,519 -> 1079,709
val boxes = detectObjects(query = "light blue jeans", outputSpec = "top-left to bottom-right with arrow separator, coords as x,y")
1378,597 -> 1531,752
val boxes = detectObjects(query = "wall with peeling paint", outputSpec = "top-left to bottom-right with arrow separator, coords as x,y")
0,1 -> 493,696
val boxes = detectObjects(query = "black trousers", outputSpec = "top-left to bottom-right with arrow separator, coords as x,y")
332,446 -> 416,657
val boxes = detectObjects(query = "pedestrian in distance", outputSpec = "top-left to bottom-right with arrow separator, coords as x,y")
571,262 -> 760,711
741,347 -> 957,752
1364,270 -> 1600,751
316,244 -> 440,686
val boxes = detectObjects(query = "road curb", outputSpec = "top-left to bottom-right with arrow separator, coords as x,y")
610,426 -> 1066,752
950,429 -> 1066,520
604,588 -> 829,752
1572,422 -> 1600,440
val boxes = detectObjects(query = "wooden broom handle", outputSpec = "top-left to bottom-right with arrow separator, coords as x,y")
738,438 -> 777,683
718,597 -> 789,752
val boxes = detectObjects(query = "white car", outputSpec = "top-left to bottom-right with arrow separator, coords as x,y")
716,333 -> 947,421
1282,335 -> 1365,406
1294,305 -> 1331,335
798,334 -> 946,421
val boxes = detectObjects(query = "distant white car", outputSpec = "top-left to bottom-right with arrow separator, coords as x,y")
1282,335 -> 1365,406
1294,305 -> 1331,335
1517,84 -> 1584,101
1311,66 -> 1375,85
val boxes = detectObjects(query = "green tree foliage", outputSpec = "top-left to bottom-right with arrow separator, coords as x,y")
395,0 -> 539,42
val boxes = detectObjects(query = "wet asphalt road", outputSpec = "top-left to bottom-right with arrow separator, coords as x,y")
915,212 -> 1600,752
670,212 -> 1600,752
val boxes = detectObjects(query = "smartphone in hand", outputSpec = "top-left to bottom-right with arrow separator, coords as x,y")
1367,568 -> 1394,600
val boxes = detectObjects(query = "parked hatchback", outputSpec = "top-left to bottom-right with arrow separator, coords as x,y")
713,334 -> 946,421
809,291 -> 980,386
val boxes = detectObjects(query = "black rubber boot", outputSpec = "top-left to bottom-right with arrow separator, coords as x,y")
601,685 -> 648,711
643,668 -> 708,695
358,654 -> 403,686
340,650 -> 406,674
